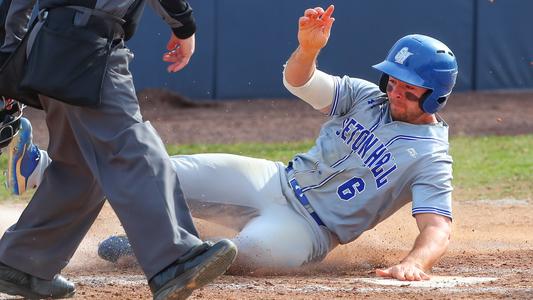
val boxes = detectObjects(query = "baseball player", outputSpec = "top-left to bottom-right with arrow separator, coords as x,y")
0,1 -> 237,299
7,5 -> 457,282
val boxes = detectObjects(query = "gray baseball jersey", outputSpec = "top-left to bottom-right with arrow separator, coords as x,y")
287,76 -> 453,244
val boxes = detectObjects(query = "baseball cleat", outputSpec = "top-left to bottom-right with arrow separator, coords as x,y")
6,117 -> 40,195
0,262 -> 76,299
150,239 -> 238,300
98,235 -> 134,263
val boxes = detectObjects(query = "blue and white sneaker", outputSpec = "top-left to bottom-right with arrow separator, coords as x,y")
98,235 -> 134,263
6,117 -> 41,195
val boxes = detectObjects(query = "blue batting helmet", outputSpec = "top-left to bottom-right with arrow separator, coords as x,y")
372,34 -> 458,114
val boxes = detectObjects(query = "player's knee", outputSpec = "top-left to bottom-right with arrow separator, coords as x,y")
233,231 -> 311,270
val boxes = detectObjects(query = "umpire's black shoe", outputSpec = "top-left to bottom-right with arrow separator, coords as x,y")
0,262 -> 75,299
149,239 -> 237,300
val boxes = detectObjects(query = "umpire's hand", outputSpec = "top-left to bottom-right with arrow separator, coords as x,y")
163,33 -> 196,73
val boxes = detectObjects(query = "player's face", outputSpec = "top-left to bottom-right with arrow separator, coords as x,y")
386,76 -> 430,124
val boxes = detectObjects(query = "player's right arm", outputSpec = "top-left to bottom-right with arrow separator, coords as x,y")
283,5 -> 335,114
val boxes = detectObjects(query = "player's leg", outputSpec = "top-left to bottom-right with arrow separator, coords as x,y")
99,153 -> 285,262
172,154 -> 318,268
6,117 -> 51,195
171,153 -> 286,227
232,205 -> 316,271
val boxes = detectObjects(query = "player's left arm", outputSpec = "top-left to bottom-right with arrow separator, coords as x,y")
375,213 -> 451,281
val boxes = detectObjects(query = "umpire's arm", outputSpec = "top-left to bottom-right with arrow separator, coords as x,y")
376,213 -> 452,281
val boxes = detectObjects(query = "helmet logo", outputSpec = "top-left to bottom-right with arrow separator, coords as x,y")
394,47 -> 413,64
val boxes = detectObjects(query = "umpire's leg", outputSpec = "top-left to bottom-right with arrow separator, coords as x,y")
60,44 -> 204,280
0,104 -> 106,280
0,43 -> 204,280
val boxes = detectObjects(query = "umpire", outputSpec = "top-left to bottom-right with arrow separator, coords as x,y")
0,1 -> 237,299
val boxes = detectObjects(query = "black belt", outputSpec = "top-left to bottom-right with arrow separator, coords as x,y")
40,6 -> 125,40
286,164 -> 326,227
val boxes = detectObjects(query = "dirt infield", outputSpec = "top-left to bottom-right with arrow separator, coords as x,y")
3,91 -> 532,299
1,199 -> 531,299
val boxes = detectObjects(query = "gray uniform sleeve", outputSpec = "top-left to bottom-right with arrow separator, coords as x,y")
328,76 -> 384,117
411,153 -> 453,219
147,0 -> 196,39
0,0 -> 36,52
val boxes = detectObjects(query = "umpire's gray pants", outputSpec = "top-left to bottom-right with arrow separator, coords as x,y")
0,42 -> 202,280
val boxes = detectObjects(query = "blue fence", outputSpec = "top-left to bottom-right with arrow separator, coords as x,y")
128,0 -> 533,100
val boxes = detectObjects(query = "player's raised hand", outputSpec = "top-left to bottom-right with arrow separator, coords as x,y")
375,262 -> 431,281
298,5 -> 335,52
163,33 -> 196,73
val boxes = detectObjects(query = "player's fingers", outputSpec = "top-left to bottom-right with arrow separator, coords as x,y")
314,7 -> 325,15
375,268 -> 391,278
404,270 -> 415,281
392,269 -> 406,281
405,270 -> 420,281
323,5 -> 335,20
420,271 -> 431,280
304,8 -> 318,18
412,272 -> 422,281
299,16 -> 310,27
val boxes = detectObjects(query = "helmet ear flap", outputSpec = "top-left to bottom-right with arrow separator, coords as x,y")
420,93 -> 448,114
418,90 -> 431,113
379,74 -> 389,93
436,96 -> 447,104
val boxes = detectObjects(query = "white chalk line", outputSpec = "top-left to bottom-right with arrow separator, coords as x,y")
70,275 -> 533,295
2,275 -> 531,298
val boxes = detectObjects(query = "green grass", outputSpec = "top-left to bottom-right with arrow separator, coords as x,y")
1,135 -> 531,202
166,142 -> 314,163
0,159 -> 11,200
450,135 -> 532,200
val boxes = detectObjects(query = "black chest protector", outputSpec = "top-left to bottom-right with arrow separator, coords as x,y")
39,0 -> 146,41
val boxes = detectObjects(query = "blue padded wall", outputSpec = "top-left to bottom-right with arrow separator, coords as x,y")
127,0 -> 530,99
213,0 -> 474,98
475,0 -> 533,90
128,1 -> 216,99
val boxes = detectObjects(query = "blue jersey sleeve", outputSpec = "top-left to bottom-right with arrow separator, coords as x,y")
411,154 -> 453,219
328,76 -> 384,117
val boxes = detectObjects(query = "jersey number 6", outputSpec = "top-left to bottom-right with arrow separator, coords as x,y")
337,177 -> 365,201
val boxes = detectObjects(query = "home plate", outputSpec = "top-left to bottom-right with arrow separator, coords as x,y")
356,276 -> 497,288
